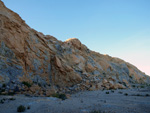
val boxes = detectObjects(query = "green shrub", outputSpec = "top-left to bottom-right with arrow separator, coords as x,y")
9,98 -> 16,100
52,93 -> 60,98
8,91 -> 15,96
132,85 -> 136,88
146,94 -> 149,96
103,72 -> 106,75
27,106 -> 30,109
38,83 -> 41,87
118,91 -> 123,94
136,94 -> 141,96
111,90 -> 114,93
59,94 -> 67,100
22,81 -> 32,88
131,94 -> 143,96
124,93 -> 128,96
140,86 -> 145,88
0,99 -> 4,104
52,93 -> 67,100
2,84 -> 6,87
90,110 -> 103,113
106,92 -> 109,94
17,105 -> 26,112
1,89 -> 5,92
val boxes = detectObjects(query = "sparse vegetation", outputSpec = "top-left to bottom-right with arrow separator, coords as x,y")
124,93 -> 128,96
90,110 -> 106,113
38,83 -> 41,87
132,85 -> 136,88
1,89 -> 5,92
7,91 -> 15,96
52,93 -> 67,100
111,90 -> 114,93
9,97 -> 16,100
27,106 -> 30,109
52,93 -> 60,98
0,97 -> 16,104
105,92 -> 109,94
118,91 -> 123,94
2,84 -> 6,87
22,81 -> 32,88
90,110 -> 102,113
0,90 -> 15,96
80,99 -> 83,103
146,94 -> 149,96
103,72 -> 106,75
136,94 -> 141,96
0,99 -> 4,104
17,105 -> 26,112
131,93 -> 149,97
140,86 -> 145,88
58,94 -> 67,100
129,76 -> 133,79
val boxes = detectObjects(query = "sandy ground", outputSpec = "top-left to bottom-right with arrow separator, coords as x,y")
0,88 -> 150,113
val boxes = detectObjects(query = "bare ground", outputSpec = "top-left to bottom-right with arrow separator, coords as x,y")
0,88 -> 150,113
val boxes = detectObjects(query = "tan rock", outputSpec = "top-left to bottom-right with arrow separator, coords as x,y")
104,83 -> 110,90
72,73 -> 82,82
114,83 -> 126,89
102,79 -> 108,84
54,56 -> 62,68
19,75 -> 33,83
0,75 -> 3,81
29,85 -> 41,94
89,84 -> 96,91
64,64 -> 73,72
82,72 -> 90,77
123,79 -> 129,85
71,55 -> 80,64
66,94 -> 71,99
109,81 -> 114,88
96,82 -> 103,89
78,63 -> 85,70
46,88 -> 57,97
85,63 -> 95,72
109,81 -> 114,85
65,38 -> 81,49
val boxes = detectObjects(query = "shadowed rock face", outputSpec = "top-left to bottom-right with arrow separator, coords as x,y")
0,1 -> 149,95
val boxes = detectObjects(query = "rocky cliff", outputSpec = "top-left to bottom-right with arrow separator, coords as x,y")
0,1 -> 149,96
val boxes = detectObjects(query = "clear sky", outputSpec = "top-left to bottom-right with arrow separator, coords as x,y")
2,0 -> 150,75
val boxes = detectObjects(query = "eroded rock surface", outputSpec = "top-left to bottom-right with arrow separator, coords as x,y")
0,0 -> 150,96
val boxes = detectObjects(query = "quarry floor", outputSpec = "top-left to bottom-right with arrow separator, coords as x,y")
0,88 -> 150,113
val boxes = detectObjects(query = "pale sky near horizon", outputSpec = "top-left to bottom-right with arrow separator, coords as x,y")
2,0 -> 150,75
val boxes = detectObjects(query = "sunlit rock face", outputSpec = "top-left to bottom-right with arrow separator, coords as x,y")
0,1 -> 149,95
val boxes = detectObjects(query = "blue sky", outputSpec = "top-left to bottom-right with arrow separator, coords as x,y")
2,0 -> 150,75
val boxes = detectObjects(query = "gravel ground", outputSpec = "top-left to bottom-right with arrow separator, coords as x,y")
0,88 -> 150,113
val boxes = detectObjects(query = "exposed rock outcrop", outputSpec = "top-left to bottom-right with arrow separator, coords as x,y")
0,0 -> 150,95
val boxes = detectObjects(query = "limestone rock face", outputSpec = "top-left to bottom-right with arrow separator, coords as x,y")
0,1 -> 150,95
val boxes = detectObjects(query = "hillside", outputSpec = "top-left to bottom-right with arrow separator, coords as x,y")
0,0 -> 150,96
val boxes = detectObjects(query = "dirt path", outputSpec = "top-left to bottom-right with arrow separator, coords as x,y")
0,89 -> 150,113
